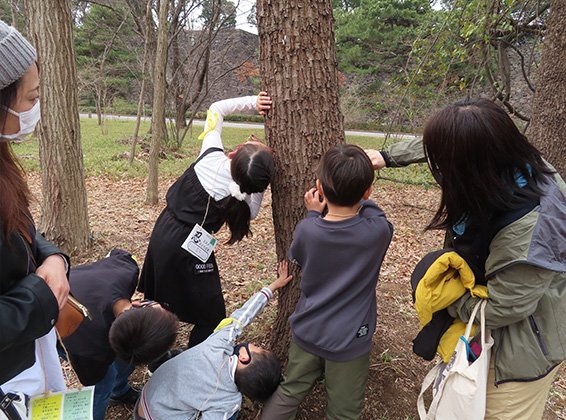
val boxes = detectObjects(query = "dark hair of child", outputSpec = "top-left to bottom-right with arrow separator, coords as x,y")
224,142 -> 274,244
423,98 -> 554,231
316,144 -> 374,207
109,307 -> 179,366
234,350 -> 282,402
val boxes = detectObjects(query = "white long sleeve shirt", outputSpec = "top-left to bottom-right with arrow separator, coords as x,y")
194,96 -> 264,219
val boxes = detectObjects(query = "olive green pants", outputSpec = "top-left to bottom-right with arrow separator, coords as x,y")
261,341 -> 370,420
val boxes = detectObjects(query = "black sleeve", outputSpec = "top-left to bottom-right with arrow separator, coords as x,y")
34,232 -> 70,275
381,150 -> 395,168
0,273 -> 59,352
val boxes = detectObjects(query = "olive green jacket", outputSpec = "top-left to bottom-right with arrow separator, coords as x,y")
451,171 -> 566,383
385,139 -> 566,383
381,137 -> 426,167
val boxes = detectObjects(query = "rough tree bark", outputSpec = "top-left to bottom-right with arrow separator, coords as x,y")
146,0 -> 169,205
25,0 -> 90,253
258,0 -> 344,358
529,1 -> 565,176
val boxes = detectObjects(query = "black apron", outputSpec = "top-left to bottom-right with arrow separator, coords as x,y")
138,148 -> 228,325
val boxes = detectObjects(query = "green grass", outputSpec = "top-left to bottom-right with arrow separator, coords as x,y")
13,117 -> 435,186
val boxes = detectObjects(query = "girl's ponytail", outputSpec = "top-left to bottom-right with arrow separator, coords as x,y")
224,142 -> 274,244
223,196 -> 251,244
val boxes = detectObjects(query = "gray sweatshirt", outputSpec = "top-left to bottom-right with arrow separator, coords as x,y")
289,200 -> 393,361
138,287 -> 274,420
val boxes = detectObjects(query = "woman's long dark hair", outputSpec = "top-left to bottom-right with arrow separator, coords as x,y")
423,98 -> 553,230
224,143 -> 274,244
0,79 -> 32,242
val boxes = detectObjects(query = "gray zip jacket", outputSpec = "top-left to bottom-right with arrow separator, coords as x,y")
138,287 -> 273,420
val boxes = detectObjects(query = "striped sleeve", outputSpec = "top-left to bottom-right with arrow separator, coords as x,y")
225,287 -> 273,344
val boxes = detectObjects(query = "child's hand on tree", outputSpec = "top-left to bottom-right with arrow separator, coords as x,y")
304,187 -> 327,213
256,91 -> 272,116
268,260 -> 293,292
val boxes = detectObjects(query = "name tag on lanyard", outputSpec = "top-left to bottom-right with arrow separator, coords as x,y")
181,223 -> 217,263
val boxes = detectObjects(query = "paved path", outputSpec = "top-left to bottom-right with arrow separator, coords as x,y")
80,113 -> 420,141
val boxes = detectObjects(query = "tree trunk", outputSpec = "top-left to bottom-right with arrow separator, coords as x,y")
25,0 -> 90,253
146,0 -> 169,205
95,91 -> 102,126
258,0 -> 344,359
9,0 -> 18,28
129,0 -> 153,165
130,58 -> 148,164
529,1 -> 566,176
171,11 -> 186,145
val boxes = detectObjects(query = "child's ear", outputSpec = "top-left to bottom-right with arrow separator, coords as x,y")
227,143 -> 244,159
362,187 -> 372,200
316,179 -> 323,196
238,351 -> 251,364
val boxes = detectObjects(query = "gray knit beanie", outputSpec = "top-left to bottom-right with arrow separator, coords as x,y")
0,20 -> 36,90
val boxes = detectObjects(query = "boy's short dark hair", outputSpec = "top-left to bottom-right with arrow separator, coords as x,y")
234,350 -> 281,402
109,307 -> 179,366
317,144 -> 374,206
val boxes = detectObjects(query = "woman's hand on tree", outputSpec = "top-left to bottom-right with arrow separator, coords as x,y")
365,149 -> 386,170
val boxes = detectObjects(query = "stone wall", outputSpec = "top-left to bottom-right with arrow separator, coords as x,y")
172,29 -> 542,127
184,29 -> 260,112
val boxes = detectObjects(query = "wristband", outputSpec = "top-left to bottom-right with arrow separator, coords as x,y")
380,150 -> 393,168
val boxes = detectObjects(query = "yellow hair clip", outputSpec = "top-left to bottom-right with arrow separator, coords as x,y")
198,110 -> 219,140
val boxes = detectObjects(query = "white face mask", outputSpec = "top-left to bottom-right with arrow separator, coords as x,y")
0,100 -> 41,141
